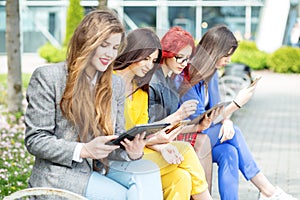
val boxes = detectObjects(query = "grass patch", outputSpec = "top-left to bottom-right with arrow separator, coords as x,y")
0,74 -> 32,105
0,74 -> 32,89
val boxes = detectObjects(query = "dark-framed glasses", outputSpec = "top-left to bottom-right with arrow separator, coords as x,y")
174,56 -> 190,64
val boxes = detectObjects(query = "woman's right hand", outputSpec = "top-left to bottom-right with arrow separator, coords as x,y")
234,84 -> 257,107
81,135 -> 120,159
174,99 -> 199,121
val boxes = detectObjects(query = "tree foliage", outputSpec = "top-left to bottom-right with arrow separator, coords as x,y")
64,0 -> 84,46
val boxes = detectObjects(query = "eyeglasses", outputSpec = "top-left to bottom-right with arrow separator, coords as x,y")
174,56 -> 190,64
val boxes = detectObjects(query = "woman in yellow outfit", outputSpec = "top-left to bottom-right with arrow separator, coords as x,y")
113,28 -> 212,200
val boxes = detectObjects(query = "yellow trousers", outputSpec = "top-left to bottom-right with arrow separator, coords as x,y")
143,141 -> 208,200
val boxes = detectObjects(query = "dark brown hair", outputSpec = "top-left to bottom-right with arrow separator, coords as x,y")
114,28 -> 162,95
179,24 -> 238,96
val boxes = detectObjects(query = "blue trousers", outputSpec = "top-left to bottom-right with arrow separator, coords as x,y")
85,159 -> 163,200
205,123 -> 260,200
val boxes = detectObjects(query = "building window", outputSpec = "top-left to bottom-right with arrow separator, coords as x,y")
124,7 -> 156,30
49,12 -> 56,36
169,7 -> 196,37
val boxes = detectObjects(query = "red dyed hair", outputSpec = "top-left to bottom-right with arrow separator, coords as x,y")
161,26 -> 195,81
161,26 -> 195,59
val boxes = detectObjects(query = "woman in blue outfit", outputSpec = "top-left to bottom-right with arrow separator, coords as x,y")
24,10 -> 163,200
180,25 -> 296,200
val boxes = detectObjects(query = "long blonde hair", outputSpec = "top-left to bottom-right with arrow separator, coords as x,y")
60,10 -> 125,142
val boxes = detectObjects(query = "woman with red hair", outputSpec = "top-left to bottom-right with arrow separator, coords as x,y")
148,26 -> 217,192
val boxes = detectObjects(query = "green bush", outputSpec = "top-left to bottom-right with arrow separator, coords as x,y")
232,40 -> 268,70
267,46 -> 300,73
38,43 -> 67,63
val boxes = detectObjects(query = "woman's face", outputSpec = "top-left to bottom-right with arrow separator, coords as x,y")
215,56 -> 231,69
215,47 -> 234,69
165,45 -> 193,74
88,33 -> 122,77
129,49 -> 159,77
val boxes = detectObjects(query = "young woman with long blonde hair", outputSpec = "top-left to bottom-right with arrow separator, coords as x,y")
25,10 -> 162,200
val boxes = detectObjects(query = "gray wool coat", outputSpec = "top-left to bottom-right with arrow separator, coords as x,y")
24,62 -> 131,197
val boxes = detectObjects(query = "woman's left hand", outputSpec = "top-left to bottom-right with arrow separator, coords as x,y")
160,143 -> 184,164
197,107 -> 223,131
198,113 -> 213,131
121,132 -> 146,160
218,119 -> 235,143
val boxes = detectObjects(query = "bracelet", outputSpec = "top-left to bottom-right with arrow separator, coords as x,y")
128,152 -> 144,161
232,100 -> 241,109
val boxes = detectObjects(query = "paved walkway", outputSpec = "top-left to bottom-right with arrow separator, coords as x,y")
1,54 -> 300,199
0,53 -> 47,74
212,70 -> 300,199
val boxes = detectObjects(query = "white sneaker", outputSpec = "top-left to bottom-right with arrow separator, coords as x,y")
259,187 -> 298,200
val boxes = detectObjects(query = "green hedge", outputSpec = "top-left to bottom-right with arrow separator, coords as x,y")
39,36 -> 300,74
232,41 -> 268,70
38,43 -> 67,63
267,46 -> 300,73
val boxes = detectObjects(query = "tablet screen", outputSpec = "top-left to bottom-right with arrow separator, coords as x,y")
108,122 -> 170,149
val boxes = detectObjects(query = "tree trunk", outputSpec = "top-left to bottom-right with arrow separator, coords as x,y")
98,0 -> 108,10
6,0 -> 23,113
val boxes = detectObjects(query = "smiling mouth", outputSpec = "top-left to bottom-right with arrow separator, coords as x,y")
100,58 -> 109,65
177,66 -> 185,71
142,69 -> 149,74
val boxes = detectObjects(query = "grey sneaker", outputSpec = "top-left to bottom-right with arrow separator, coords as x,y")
259,187 -> 298,200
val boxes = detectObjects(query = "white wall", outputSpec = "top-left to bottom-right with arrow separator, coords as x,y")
256,0 -> 290,53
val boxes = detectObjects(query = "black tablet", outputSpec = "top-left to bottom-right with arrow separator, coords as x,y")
188,101 -> 230,125
107,122 -> 170,149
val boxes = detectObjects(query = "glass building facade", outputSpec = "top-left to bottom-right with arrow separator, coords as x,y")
0,0 -> 265,53
111,0 -> 264,40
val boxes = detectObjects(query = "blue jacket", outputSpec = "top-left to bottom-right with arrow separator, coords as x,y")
180,72 -> 221,133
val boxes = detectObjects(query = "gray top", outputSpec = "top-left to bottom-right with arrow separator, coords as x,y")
24,62 -> 130,196
148,67 -> 180,123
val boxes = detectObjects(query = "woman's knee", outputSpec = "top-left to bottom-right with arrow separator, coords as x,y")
213,144 -> 238,165
194,134 -> 212,157
161,169 -> 192,199
86,172 -> 127,200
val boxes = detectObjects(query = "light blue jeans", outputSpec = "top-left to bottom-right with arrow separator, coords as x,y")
85,159 -> 163,200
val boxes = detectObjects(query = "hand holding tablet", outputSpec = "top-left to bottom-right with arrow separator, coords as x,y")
106,122 -> 170,149
248,75 -> 262,88
187,101 -> 230,125
165,120 -> 191,134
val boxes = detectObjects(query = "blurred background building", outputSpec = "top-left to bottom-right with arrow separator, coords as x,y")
0,0 -> 299,53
